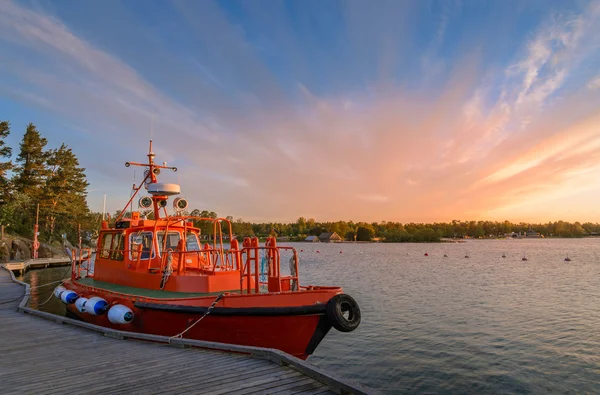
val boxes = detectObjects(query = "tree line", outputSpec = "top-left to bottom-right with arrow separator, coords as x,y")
230,218 -> 600,242
113,209 -> 600,242
0,120 -> 93,246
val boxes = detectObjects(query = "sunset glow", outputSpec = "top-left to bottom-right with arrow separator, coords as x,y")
1,0 -> 600,223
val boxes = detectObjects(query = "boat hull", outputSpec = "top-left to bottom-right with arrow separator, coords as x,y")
62,281 -> 349,359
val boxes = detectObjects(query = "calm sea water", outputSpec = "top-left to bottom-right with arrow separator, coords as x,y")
19,239 -> 600,394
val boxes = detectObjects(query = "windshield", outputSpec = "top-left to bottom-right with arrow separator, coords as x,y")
157,231 -> 182,254
186,231 -> 201,251
130,231 -> 155,260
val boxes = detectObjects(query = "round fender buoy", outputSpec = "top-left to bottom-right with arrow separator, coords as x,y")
424,253 -> 428,256
108,304 -> 135,324
75,297 -> 88,313
86,297 -> 109,315
60,290 -> 79,304
326,294 -> 361,333
53,285 -> 66,299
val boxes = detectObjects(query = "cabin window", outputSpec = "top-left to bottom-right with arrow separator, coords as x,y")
157,231 -> 181,255
186,231 -> 200,251
130,232 -> 155,260
100,233 -> 113,259
111,233 -> 125,261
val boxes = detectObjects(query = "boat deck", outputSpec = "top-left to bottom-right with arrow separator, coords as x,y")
0,265 -> 375,395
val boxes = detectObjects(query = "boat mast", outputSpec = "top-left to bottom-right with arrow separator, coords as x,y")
114,140 -> 177,223
147,140 -> 162,220
102,194 -> 106,221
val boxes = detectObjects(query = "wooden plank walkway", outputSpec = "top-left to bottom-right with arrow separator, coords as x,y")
0,265 -> 376,395
5,257 -> 72,275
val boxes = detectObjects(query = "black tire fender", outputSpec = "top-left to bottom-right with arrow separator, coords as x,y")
326,293 -> 361,332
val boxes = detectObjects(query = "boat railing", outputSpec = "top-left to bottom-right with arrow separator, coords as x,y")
239,236 -> 299,294
71,248 -> 94,280
155,216 -> 233,275
164,247 -> 239,274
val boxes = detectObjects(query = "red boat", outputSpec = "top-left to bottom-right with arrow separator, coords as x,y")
55,141 -> 360,359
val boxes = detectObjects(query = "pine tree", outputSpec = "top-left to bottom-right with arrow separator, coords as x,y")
0,120 -> 13,205
42,143 -> 90,242
13,123 -> 48,199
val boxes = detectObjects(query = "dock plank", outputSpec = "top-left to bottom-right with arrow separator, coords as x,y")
1,264 -> 376,395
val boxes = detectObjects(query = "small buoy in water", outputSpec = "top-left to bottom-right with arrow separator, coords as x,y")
465,255 -> 470,258
339,251 -> 343,253
424,253 -> 429,256
502,253 -> 506,258
443,254 -> 448,257
316,250 -> 320,253
564,256 -> 571,262
522,257 -> 528,261
300,249 -> 304,252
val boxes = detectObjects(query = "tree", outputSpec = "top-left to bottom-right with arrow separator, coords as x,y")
356,226 -> 374,241
41,144 -> 90,242
296,217 -> 307,234
0,120 -> 12,205
12,123 -> 48,200
189,209 -> 218,239
0,191 -> 32,236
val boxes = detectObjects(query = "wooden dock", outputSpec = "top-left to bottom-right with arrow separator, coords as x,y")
0,265 -> 376,395
4,257 -> 72,275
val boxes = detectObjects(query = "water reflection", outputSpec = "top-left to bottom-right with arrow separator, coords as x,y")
18,266 -> 71,314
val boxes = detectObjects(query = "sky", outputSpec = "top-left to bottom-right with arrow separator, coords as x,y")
1,0 -> 600,224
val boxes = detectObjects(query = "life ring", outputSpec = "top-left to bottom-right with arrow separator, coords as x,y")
326,294 -> 361,332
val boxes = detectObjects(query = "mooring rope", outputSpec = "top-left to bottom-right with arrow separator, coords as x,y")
159,250 -> 174,290
168,293 -> 224,343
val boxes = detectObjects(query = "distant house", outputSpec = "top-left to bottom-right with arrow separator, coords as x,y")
525,229 -> 543,238
318,232 -> 343,243
304,235 -> 320,242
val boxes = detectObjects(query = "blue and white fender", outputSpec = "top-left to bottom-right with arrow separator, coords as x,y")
108,304 -> 135,324
60,290 -> 79,304
75,297 -> 88,313
86,296 -> 109,315
53,285 -> 66,299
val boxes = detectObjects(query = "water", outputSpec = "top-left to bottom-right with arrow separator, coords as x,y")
19,239 -> 600,394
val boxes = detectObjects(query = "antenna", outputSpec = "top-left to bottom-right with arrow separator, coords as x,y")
151,116 -> 154,140
102,194 -> 106,221
130,171 -> 137,217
